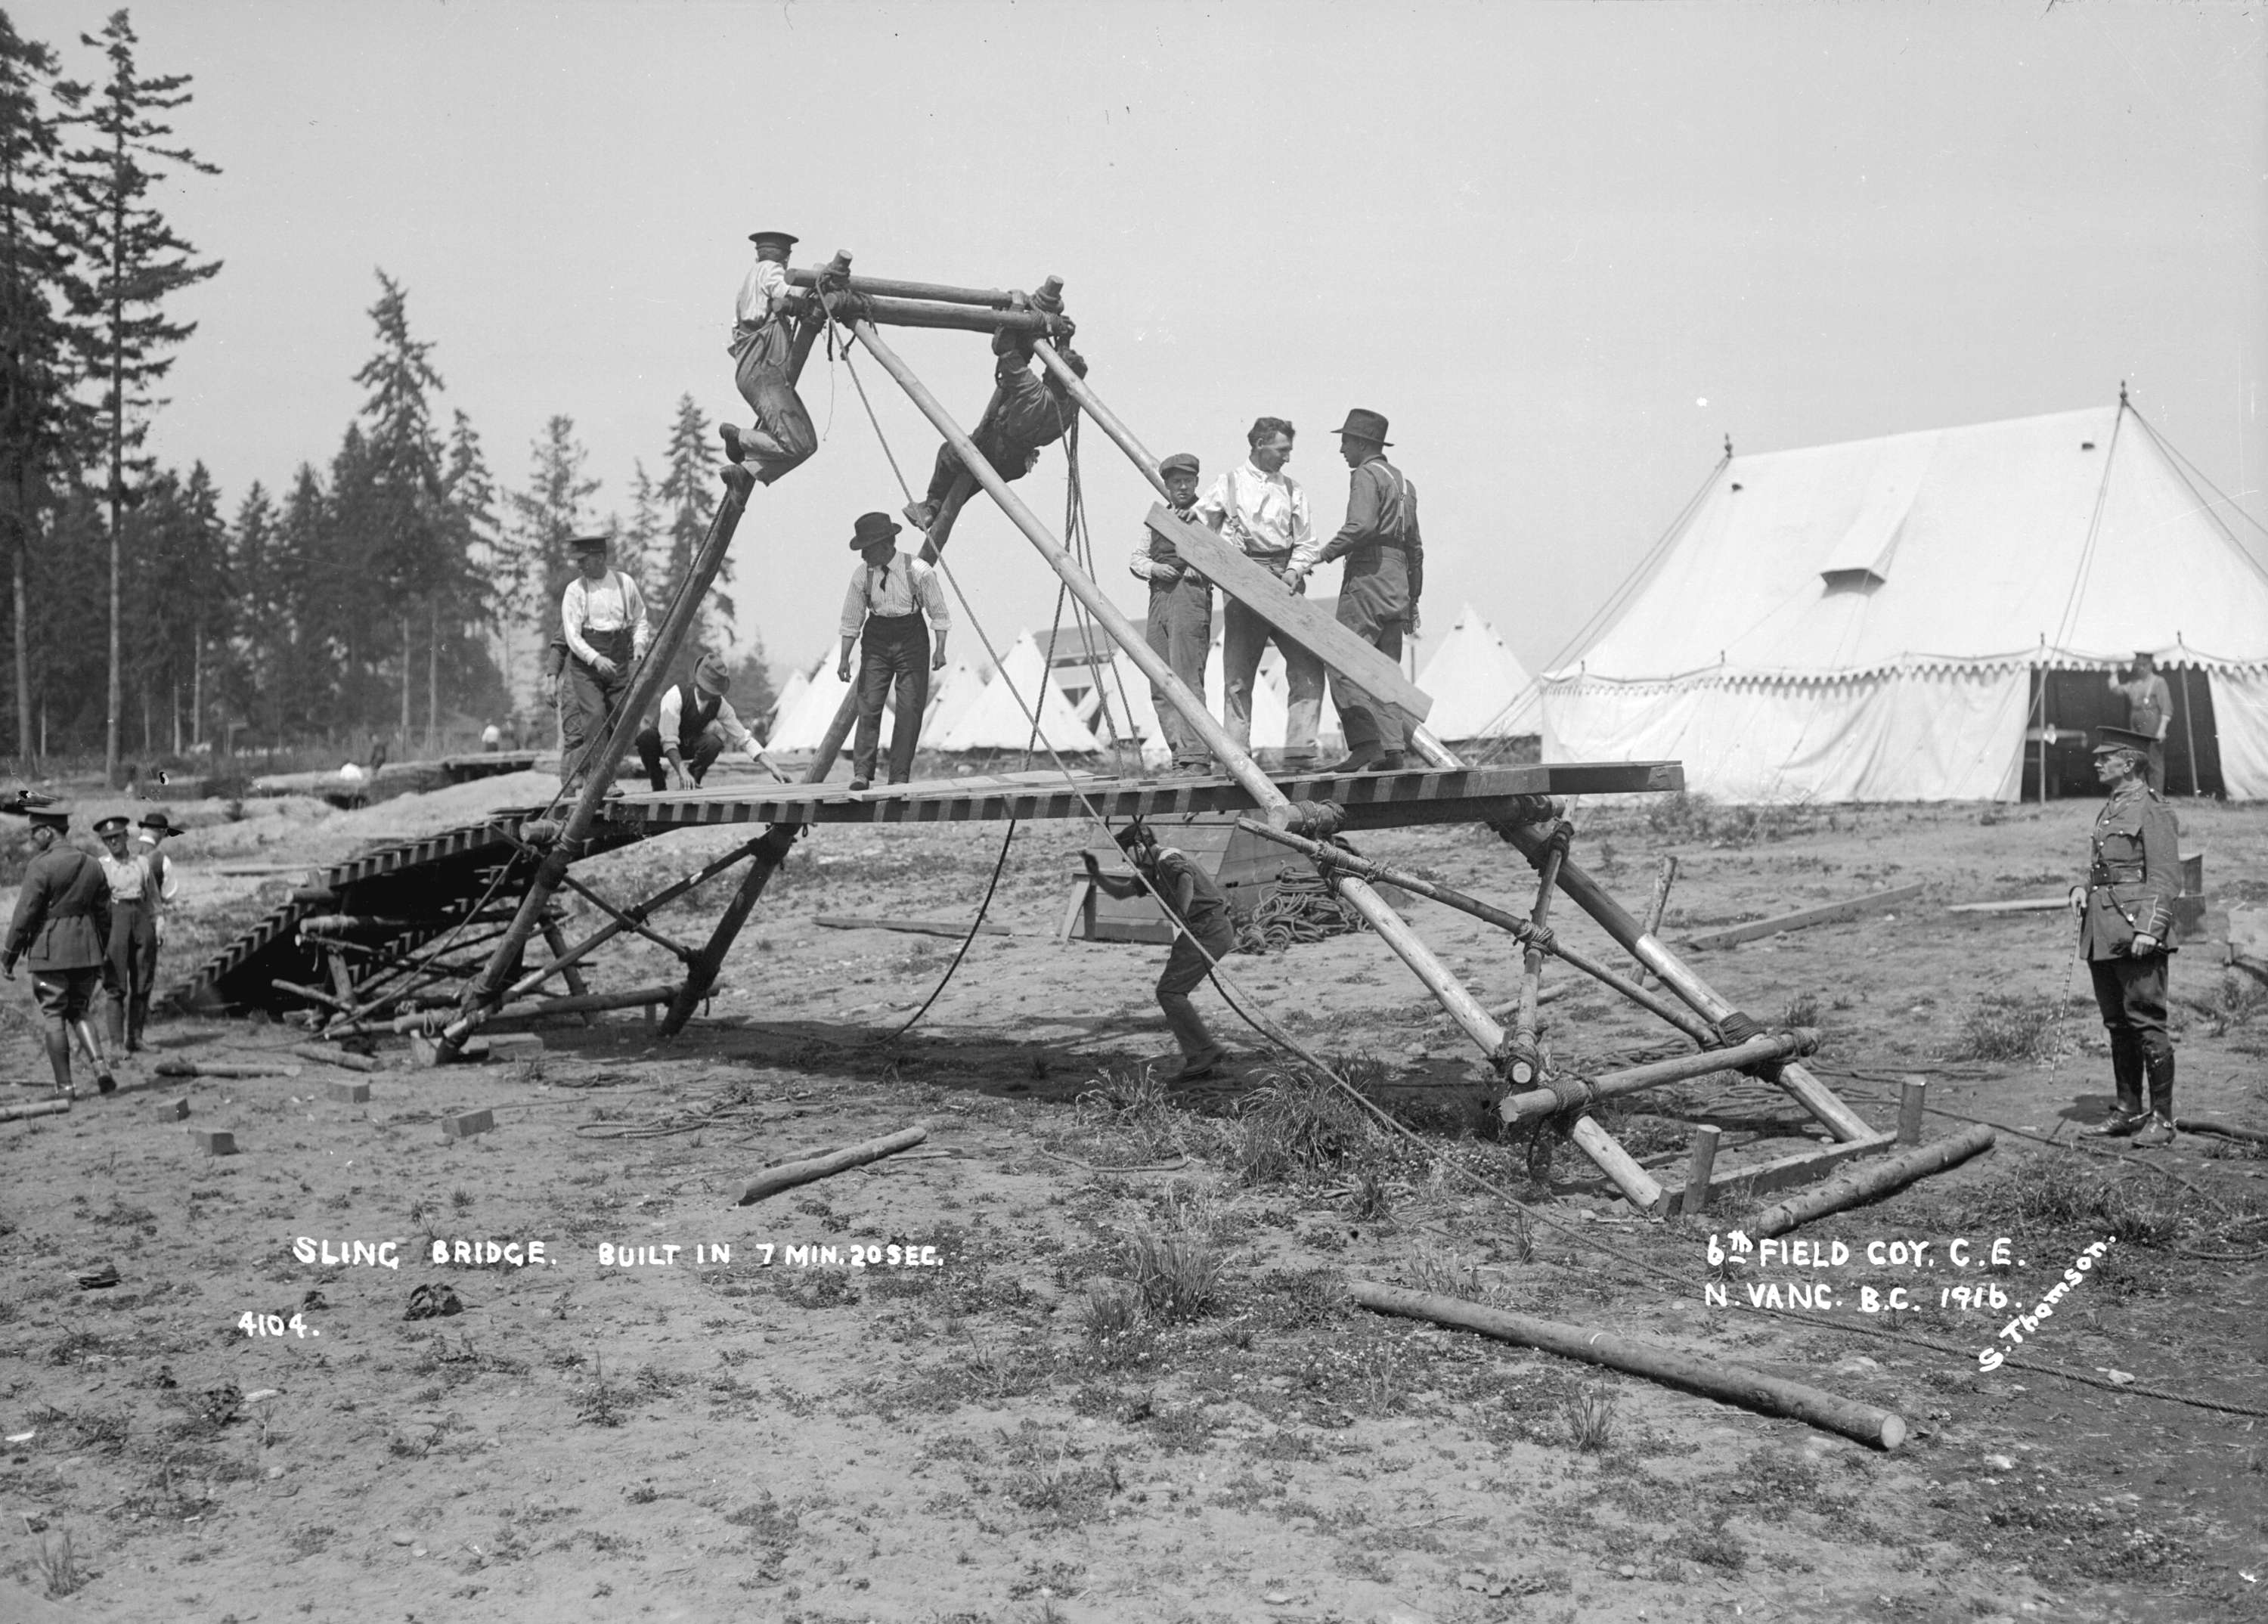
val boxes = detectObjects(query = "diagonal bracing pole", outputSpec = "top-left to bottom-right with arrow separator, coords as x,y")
848,319 -> 1510,1065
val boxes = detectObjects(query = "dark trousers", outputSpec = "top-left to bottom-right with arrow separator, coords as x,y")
853,615 -> 931,784
1221,584 -> 1325,762
634,726 -> 723,792
731,321 -> 816,485
2088,953 -> 2174,1117
2146,742 -> 2167,795
1146,579 -> 1213,766
1332,581 -> 1410,755
1157,913 -> 1238,1058
103,899 -> 158,1048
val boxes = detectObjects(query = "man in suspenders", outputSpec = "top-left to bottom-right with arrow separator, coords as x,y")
718,228 -> 816,486
94,814 -> 160,1054
1126,451 -> 1215,774
558,534 -> 652,793
634,652 -> 779,791
1305,408 -> 1424,772
838,512 -> 950,791
135,811 -> 184,1049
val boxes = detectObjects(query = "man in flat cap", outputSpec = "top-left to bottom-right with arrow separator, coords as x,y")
557,533 -> 652,794
1080,818 -> 1236,1082
838,512 -> 950,791
903,333 -> 1088,552
720,229 -> 817,486
1302,408 -> 1423,772
4,804 -> 118,1096
2074,726 -> 2182,1146
94,814 -> 160,1053
2106,652 -> 2175,794
1126,452 -> 1214,773
1194,417 -> 1326,770
634,652 -> 781,792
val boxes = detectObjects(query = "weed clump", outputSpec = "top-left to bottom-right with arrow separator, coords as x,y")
1560,1384 -> 1619,1452
1121,1226 -> 1222,1324
1230,1057 -> 1393,1186
1952,993 -> 2065,1063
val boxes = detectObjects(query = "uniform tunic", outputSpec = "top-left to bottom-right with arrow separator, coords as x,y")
5,844 -> 113,1021
2081,779 -> 2180,1116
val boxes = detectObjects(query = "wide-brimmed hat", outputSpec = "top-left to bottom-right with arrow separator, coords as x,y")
2093,726 -> 2155,756
138,810 -> 185,836
850,513 -> 903,551
1159,452 -> 1200,479
693,652 -> 732,696
568,533 -> 610,556
93,814 -> 129,837
1331,408 -> 1392,446
748,230 -> 799,252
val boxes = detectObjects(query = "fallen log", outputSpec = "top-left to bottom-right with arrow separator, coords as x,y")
1751,1123 -> 1997,1238
1683,883 -> 1927,951
156,1060 -> 304,1080
0,1096 -> 70,1123
733,1125 -> 930,1207
287,1043 -> 377,1073
1944,897 -> 2067,915
329,983 -> 680,1039
815,914 -> 1011,939
1349,1280 -> 1907,1451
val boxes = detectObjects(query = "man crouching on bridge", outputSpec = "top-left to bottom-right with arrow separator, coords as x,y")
1082,819 -> 1237,1082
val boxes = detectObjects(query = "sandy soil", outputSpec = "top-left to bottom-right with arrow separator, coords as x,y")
1,786 -> 2263,1624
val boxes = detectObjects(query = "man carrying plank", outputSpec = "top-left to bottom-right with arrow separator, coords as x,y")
1194,418 -> 1325,770
1305,408 -> 1423,773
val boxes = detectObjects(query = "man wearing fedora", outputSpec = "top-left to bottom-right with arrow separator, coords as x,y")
838,512 -> 950,790
1297,408 -> 1423,773
719,229 -> 816,486
135,811 -> 184,1046
2106,651 -> 2175,794
558,532 -> 652,793
94,814 -> 163,1053
4,803 -> 118,1096
634,652 -> 780,792
1080,818 -> 1236,1082
1194,417 -> 1326,770
903,333 -> 1088,550
2074,726 -> 2182,1146
1126,451 -> 1215,774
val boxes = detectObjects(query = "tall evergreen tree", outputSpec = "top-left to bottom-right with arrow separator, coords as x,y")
348,271 -> 448,742
656,392 -> 730,647
56,8 -> 219,784
225,479 -> 277,748
508,415 -> 600,695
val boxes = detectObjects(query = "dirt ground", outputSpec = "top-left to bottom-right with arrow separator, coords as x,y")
1,780 -> 2263,1624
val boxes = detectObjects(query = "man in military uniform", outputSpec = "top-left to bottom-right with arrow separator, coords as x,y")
2074,726 -> 2180,1145
1080,819 -> 1238,1081
4,804 -> 118,1096
2105,652 -> 2175,794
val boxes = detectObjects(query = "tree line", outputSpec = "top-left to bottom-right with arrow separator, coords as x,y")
0,8 -> 771,781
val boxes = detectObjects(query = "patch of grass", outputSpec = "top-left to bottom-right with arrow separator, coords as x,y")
1951,992 -> 2065,1063
1404,1244 -> 1505,1304
1078,1281 -> 1153,1369
1783,990 -> 1823,1027
1230,1057 -> 1394,1186
1077,1063 -> 1172,1123
1665,1510 -> 1748,1573
1560,1384 -> 1619,1452
999,1423 -> 1120,1524
39,1529 -> 85,1597
1121,1226 -> 1222,1323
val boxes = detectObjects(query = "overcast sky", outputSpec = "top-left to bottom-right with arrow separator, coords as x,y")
12,0 -> 2264,683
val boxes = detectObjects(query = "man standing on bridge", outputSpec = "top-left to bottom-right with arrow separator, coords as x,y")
558,533 -> 652,794
1127,451 -> 1214,775
1196,417 -> 1325,771
838,512 -> 950,791
1303,408 -> 1422,773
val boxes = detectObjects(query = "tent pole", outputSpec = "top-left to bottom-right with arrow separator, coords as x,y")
2179,663 -> 2201,797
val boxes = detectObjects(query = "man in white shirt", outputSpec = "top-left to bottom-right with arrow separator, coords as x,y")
838,512 -> 950,790
94,814 -> 158,1055
132,811 -> 183,1049
1193,417 -> 1326,770
719,228 -> 816,485
558,533 -> 652,792
634,652 -> 779,791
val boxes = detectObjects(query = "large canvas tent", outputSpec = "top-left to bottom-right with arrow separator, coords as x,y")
1541,401 -> 2268,801
933,630 -> 1101,753
1416,604 -> 1538,740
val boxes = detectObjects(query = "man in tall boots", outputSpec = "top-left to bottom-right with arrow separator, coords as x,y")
719,228 -> 816,486
1081,819 -> 1238,1082
558,533 -> 652,793
2076,727 -> 2181,1147
1126,451 -> 1215,774
634,651 -> 782,791
838,512 -> 950,790
4,804 -> 117,1096
1303,408 -> 1423,772
94,814 -> 160,1055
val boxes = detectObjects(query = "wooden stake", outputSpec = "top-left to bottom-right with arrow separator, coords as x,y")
1683,1125 -> 1721,1216
155,1060 -> 303,1079
1637,854 -> 1678,989
662,825 -> 798,1037
1897,1076 -> 1929,1146
0,1097 -> 70,1123
1751,1124 -> 1996,1238
733,1124 -> 930,1206
1349,1282 -> 1907,1451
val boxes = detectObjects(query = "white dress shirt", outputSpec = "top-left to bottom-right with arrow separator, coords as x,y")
838,552 -> 952,640
1193,460 -> 1318,572
560,570 -> 652,665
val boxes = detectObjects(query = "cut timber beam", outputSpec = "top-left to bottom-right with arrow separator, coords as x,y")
1683,883 -> 1926,951
1144,504 -> 1432,726
1669,1132 -> 1896,1215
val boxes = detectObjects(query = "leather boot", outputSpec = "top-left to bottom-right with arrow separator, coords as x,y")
2143,1043 -> 2175,1125
42,1021 -> 73,1096
1159,992 -> 1226,1080
73,1018 -> 115,1094
104,995 -> 127,1056
129,993 -> 150,1054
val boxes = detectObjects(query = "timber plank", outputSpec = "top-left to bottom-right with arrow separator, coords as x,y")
1682,882 -> 1927,951
1667,1132 -> 1895,1214
1143,504 -> 1433,723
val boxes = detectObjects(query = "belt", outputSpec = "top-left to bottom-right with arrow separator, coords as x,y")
2092,865 -> 2145,884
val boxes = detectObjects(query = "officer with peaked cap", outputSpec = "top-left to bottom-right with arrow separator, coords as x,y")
1126,452 -> 1215,774
1308,408 -> 1424,772
557,532 -> 651,793
4,804 -> 119,1095
93,814 -> 160,1053
2074,726 -> 2181,1145
634,651 -> 782,792
720,229 -> 817,486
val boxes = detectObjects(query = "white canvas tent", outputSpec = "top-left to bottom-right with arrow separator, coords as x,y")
923,658 -> 987,741
764,643 -> 888,753
1541,402 -> 2268,801
933,630 -> 1101,753
1416,604 -> 1538,739
763,668 -> 809,742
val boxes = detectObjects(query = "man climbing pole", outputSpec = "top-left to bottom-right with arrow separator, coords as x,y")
1306,408 -> 1422,773
902,333 -> 1086,552
719,228 -> 816,485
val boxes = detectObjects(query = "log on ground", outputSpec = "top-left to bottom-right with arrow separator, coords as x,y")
734,1125 -> 930,1207
1683,882 -> 1927,950
1349,1280 -> 1906,1451
1751,1123 -> 1997,1238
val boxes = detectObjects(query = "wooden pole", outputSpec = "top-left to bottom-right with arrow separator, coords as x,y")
785,267 -> 1024,308
1497,1029 -> 1822,1123
1897,1076 -> 1928,1146
848,319 -> 1508,1061
783,289 -> 1059,336
437,466 -> 756,1059
1683,1124 -> 1721,1216
287,1043 -> 376,1073
1233,817 -> 1715,1043
556,873 -> 699,962
1681,883 -> 1927,953
0,1097 -> 70,1123
342,982 -> 684,1038
541,920 -> 593,1026
1349,1282 -> 1907,1451
1569,1116 -> 1665,1212
2179,664 -> 2201,796
1751,1123 -> 1995,1238
1637,854 -> 1678,990
734,1123 -> 929,1206
1510,842 -> 1564,1086
661,825 -> 798,1036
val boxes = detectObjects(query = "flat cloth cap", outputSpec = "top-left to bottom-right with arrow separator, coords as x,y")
1159,452 -> 1200,478
569,533 -> 610,554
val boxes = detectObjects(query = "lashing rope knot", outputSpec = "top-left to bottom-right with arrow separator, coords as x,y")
1546,1074 -> 1597,1114
1282,801 -> 1346,840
